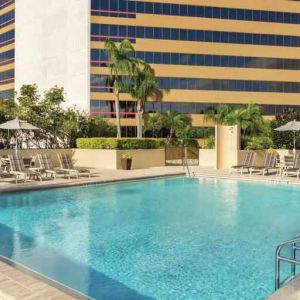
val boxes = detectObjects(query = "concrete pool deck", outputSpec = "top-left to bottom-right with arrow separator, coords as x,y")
0,166 -> 300,299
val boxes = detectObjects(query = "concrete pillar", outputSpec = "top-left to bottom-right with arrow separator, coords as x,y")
14,0 -> 90,111
215,125 -> 240,170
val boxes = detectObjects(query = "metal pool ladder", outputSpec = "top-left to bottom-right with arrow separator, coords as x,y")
275,236 -> 300,290
183,158 -> 191,177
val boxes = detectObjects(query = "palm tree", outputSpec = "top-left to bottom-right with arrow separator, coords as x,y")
204,104 -> 231,125
128,64 -> 162,138
162,111 -> 190,141
143,113 -> 163,138
104,39 -> 137,138
224,104 -> 265,137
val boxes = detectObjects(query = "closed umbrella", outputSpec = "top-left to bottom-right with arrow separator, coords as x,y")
274,120 -> 300,158
0,118 -> 39,153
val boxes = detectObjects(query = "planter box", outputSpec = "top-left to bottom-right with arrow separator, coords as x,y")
121,158 -> 132,170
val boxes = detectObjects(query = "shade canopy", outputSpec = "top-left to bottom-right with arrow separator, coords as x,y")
0,118 -> 38,130
274,120 -> 300,156
274,120 -> 300,132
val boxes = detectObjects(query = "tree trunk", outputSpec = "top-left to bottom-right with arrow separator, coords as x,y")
136,100 -> 143,138
115,90 -> 122,138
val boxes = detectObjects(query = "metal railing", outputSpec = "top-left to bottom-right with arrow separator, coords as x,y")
183,157 -> 191,177
275,236 -> 300,290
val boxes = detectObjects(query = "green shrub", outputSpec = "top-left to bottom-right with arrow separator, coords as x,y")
245,136 -> 274,150
202,135 -> 215,149
76,138 -> 169,150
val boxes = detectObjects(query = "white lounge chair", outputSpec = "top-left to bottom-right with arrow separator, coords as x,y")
231,151 -> 256,174
250,153 -> 277,176
57,153 -> 90,179
37,154 -> 70,180
8,154 -> 42,183
283,155 -> 300,179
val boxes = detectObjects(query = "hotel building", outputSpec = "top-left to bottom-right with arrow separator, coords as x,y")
2,1 -> 300,136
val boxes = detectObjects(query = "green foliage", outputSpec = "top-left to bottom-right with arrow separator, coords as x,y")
121,152 -> 133,159
0,85 -> 116,149
128,63 -> 162,138
204,103 -> 272,149
192,127 -> 215,139
143,113 -> 163,137
76,138 -> 168,150
202,135 -> 215,149
162,111 -> 191,140
271,107 -> 300,150
244,136 -> 273,150
204,104 -> 231,125
104,39 -> 139,137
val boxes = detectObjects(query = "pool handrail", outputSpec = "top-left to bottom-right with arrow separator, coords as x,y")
275,235 -> 300,290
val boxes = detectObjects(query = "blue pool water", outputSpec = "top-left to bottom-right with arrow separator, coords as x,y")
0,177 -> 300,299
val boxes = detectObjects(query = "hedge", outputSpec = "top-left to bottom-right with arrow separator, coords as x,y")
76,138 -> 169,150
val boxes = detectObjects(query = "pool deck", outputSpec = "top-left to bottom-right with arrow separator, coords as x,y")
266,277 -> 300,300
0,166 -> 300,299
0,260 -> 79,300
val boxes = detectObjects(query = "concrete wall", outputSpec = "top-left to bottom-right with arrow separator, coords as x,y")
116,149 -> 165,170
14,0 -> 90,110
0,149 -> 166,170
72,149 -> 117,169
199,149 -> 216,168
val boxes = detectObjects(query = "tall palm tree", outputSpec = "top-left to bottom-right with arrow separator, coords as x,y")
104,39 -> 137,138
162,111 -> 190,141
204,104 -> 231,125
128,64 -> 162,138
224,104 -> 265,137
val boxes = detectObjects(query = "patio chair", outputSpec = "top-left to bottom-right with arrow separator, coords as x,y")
283,155 -> 300,179
0,159 -> 11,180
231,151 -> 256,174
283,155 -> 294,168
250,153 -> 277,176
57,153 -> 90,179
37,154 -> 69,179
8,154 -> 42,183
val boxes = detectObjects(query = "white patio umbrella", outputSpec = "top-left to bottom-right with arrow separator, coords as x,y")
0,118 -> 39,153
274,120 -> 300,158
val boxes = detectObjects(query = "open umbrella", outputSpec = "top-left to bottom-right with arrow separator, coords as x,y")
275,120 -> 300,158
0,118 -> 39,153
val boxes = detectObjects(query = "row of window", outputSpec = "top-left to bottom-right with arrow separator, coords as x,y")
0,10 -> 14,29
0,49 -> 13,65
91,24 -> 300,48
0,29 -> 14,47
91,0 -> 300,25
91,0 -> 135,19
90,75 -> 300,94
0,69 -> 13,85
0,0 -> 13,10
91,49 -> 300,71
90,100 -> 300,117
0,89 -> 12,99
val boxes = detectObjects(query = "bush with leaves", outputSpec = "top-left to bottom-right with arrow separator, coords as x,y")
204,103 -> 272,149
202,135 -> 215,149
0,84 -> 116,148
244,136 -> 273,150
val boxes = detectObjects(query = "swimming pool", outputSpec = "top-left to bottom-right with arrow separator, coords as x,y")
0,177 -> 299,299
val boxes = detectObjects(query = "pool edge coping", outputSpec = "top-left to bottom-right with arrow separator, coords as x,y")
0,254 -> 93,300
0,172 -> 186,195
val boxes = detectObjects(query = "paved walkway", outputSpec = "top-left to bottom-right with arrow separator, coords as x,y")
0,260 -> 78,300
0,166 -> 186,193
